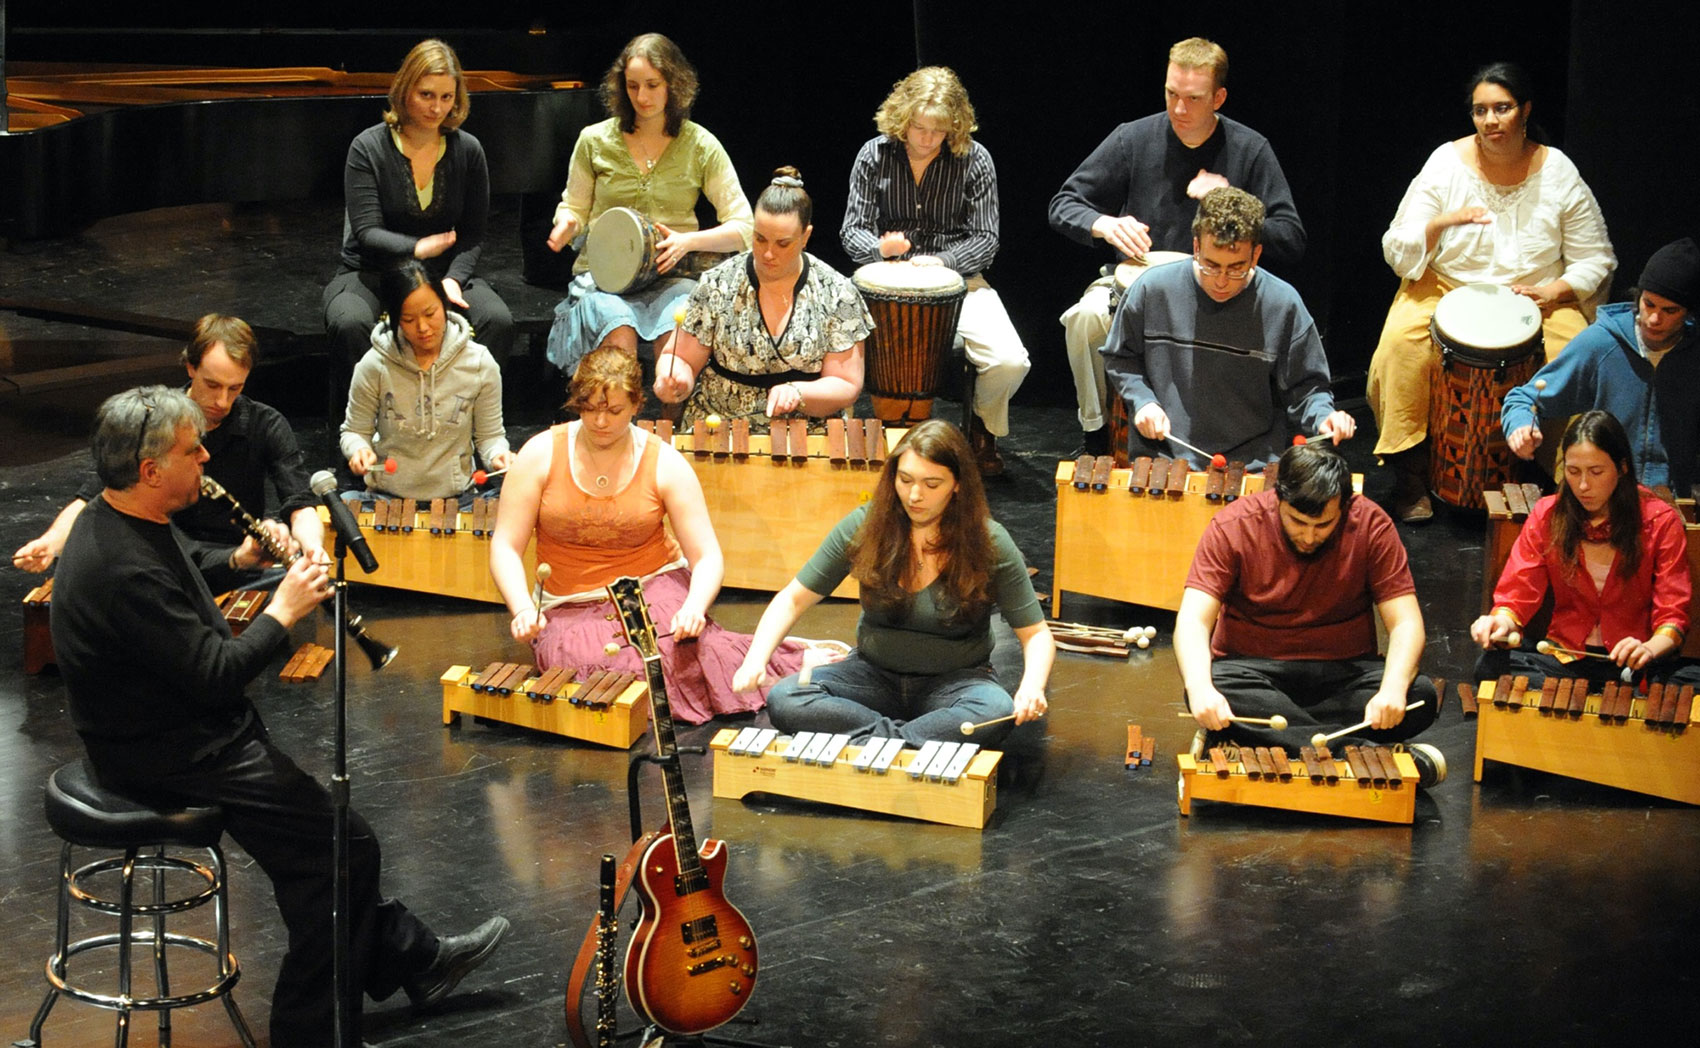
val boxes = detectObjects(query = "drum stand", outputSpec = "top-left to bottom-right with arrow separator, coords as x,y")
616,752 -> 789,1048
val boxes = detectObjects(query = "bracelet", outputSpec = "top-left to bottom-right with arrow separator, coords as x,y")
787,382 -> 805,408
1655,624 -> 1685,644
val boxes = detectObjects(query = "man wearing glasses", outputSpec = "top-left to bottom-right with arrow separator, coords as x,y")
1102,187 -> 1353,470
1049,37 -> 1306,457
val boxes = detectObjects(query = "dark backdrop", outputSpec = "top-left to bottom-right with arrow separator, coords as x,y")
6,0 -> 1698,397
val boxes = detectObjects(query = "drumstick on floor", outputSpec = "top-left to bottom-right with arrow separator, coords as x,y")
1174,711 -> 1289,731
1308,700 -> 1426,750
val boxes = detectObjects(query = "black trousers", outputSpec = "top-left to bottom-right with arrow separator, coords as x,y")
1198,655 -> 1439,753
94,722 -> 437,1047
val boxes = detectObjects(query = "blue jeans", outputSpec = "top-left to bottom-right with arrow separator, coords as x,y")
766,652 -> 1015,746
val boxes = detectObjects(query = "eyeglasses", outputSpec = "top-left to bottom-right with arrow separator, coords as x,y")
1194,256 -> 1254,280
133,398 -> 156,466
1470,102 -> 1519,118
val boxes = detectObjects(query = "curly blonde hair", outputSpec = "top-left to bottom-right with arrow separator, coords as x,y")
384,39 -> 470,132
566,346 -> 646,414
874,67 -> 977,158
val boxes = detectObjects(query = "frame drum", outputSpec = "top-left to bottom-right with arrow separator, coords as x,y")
1108,250 -> 1192,311
1427,284 -> 1544,510
853,261 -> 967,423
585,207 -> 661,294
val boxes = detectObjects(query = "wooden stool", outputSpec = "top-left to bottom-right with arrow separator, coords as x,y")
17,761 -> 256,1047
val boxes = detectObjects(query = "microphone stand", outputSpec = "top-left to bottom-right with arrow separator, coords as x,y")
331,534 -> 353,1048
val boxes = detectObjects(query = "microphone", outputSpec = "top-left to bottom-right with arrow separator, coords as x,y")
309,470 -> 380,574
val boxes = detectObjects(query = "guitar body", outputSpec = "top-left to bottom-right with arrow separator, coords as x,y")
624,831 -> 759,1033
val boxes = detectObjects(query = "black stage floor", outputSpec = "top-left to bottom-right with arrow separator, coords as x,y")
3,204 -> 1697,1047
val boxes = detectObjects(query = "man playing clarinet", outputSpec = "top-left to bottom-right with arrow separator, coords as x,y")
50,385 -> 509,1046
1173,442 -> 1446,785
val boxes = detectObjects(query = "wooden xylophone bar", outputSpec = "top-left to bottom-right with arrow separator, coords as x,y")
1177,742 -> 1419,824
279,643 -> 334,682
710,727 -> 1002,829
643,418 -> 899,598
1461,676 -> 1700,804
440,662 -> 648,748
326,495 -> 525,605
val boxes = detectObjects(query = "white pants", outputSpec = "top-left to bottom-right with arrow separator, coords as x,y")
957,275 -> 1030,437
1059,276 -> 1116,431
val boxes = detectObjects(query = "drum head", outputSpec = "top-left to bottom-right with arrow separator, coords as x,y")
1113,250 -> 1192,291
586,207 -> 656,294
852,261 -> 967,298
1432,283 -> 1543,363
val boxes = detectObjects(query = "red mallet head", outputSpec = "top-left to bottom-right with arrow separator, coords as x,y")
1292,434 -> 1308,446
472,469 -> 488,485
383,457 -> 398,474
1209,453 -> 1227,469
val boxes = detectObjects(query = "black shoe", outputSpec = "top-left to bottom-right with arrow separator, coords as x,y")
970,423 -> 1005,477
1406,742 -> 1447,788
1081,426 -> 1110,458
404,915 -> 511,1009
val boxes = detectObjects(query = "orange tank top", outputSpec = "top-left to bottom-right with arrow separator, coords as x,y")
534,424 -> 683,596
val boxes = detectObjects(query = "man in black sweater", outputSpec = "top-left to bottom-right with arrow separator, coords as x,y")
50,385 -> 506,1047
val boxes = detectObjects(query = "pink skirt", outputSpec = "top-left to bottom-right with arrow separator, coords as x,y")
531,567 -> 805,724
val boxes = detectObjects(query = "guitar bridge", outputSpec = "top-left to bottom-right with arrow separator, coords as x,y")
686,954 -> 734,975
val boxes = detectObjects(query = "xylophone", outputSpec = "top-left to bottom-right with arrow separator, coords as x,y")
327,495 -> 528,604
1462,675 -> 1700,804
1482,482 -> 1700,657
440,661 -> 649,749
23,582 -> 267,673
710,726 -> 1002,829
279,642 -> 334,682
1177,742 -> 1420,824
645,417 -> 899,598
22,577 -> 54,674
1054,457 -> 1365,613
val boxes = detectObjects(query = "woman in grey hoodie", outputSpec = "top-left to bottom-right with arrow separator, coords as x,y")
341,261 -> 511,500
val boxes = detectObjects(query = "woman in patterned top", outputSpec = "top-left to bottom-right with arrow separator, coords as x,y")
653,168 -> 872,427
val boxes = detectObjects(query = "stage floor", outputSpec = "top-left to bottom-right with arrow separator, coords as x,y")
3,202 -> 1697,1046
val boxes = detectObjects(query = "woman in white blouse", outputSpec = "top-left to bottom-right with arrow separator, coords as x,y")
1366,61 -> 1616,523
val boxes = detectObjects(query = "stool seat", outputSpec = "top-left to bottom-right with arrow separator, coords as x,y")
44,761 -> 224,850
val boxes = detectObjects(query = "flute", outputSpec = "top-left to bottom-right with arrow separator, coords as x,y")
199,476 -> 397,670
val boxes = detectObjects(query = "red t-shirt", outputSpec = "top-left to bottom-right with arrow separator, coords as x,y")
1185,490 -> 1416,660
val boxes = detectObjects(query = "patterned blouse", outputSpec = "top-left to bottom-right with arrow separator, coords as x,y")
680,253 -> 874,426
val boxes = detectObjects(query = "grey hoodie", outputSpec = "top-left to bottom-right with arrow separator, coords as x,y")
339,311 -> 509,499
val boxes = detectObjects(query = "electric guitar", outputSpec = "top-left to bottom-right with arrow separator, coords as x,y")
606,576 -> 758,1034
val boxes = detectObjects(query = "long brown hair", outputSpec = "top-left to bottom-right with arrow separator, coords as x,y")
848,420 -> 995,626
1550,410 -> 1642,580
601,33 -> 697,136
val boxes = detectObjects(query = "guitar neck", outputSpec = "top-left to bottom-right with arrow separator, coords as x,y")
609,577 -> 709,894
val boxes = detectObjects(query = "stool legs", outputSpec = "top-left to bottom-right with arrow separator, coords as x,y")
19,843 -> 256,1048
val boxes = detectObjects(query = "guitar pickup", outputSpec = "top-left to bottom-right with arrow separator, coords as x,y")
681,915 -> 719,943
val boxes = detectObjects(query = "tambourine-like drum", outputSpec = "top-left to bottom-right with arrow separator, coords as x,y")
1108,250 -> 1192,312
1427,283 -> 1543,510
586,207 -> 661,294
853,261 -> 967,423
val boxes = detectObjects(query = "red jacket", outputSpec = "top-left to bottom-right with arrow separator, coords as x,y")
1492,488 -> 1691,651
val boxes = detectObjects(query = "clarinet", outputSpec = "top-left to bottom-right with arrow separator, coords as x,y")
595,853 -> 618,1048
199,476 -> 397,669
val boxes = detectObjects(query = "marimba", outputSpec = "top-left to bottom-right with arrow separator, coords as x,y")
22,581 -> 267,673
1482,482 -> 1700,657
710,727 -> 1001,829
439,661 -> 648,749
1462,676 -> 1700,804
1177,743 -> 1420,824
645,417 -> 897,599
328,495 -> 527,605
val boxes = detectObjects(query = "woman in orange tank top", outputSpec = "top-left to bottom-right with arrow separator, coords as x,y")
489,347 -> 803,722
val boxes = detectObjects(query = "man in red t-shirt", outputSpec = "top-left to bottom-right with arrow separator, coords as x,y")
1174,443 -> 1444,783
